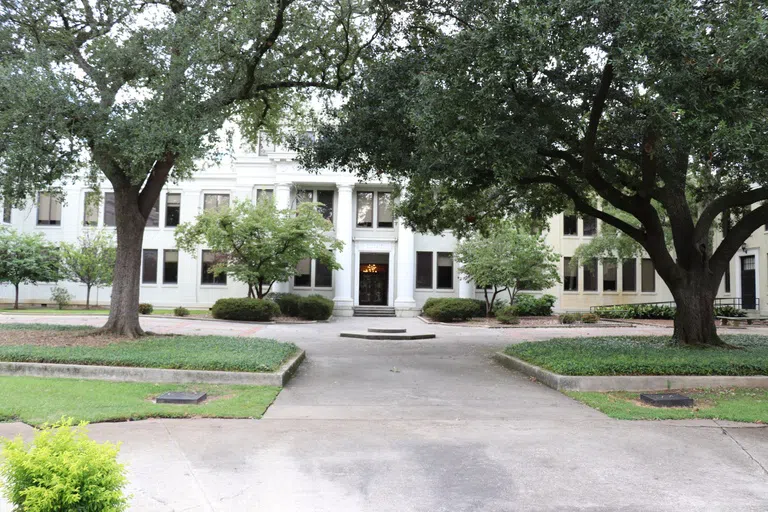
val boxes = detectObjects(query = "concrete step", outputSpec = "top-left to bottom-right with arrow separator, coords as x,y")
368,328 -> 407,333
353,306 -> 396,318
340,332 -> 436,340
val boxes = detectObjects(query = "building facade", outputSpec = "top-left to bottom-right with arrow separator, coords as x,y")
0,141 -> 760,315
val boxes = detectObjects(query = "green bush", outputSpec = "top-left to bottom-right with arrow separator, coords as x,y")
512,294 -> 557,316
422,298 -> 486,317
49,286 -> 72,310
495,306 -> 521,325
582,313 -> 599,324
594,304 -> 675,319
173,306 -> 190,317
297,294 -> 334,320
559,313 -> 580,324
138,303 -> 153,315
714,306 -> 747,318
423,298 -> 480,322
0,418 -> 128,511
211,298 -> 280,321
270,293 -> 302,317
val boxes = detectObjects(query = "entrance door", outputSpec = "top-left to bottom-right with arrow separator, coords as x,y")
741,255 -> 756,309
359,253 -> 389,306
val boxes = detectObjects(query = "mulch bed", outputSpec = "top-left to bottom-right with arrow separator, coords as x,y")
0,329 -> 167,348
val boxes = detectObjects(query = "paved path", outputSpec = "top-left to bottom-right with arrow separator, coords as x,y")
0,315 -> 767,511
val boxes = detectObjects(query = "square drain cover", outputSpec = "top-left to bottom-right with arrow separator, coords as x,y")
639,393 -> 694,407
156,391 -> 207,404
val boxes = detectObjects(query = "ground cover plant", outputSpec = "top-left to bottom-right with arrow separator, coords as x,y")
0,377 -> 281,426
567,388 -> 768,423
0,324 -> 297,372
504,335 -> 768,376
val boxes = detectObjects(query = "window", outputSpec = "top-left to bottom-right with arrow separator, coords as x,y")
165,193 -> 181,227
142,249 -> 158,284
641,258 -> 655,292
146,199 -> 160,227
563,257 -> 578,291
201,250 -> 227,284
724,264 -> 731,293
83,192 -> 98,226
603,259 -> 617,291
582,216 -> 597,236
203,194 -> 229,211
104,193 -> 116,227
294,258 -> 311,287
163,250 -> 179,284
316,190 -> 334,221
2,203 -> 10,224
583,258 -> 598,291
377,192 -> 393,228
563,214 -> 578,235
296,189 -> 313,205
256,188 -> 274,203
622,259 -> 636,292
416,251 -> 433,289
37,193 -> 62,226
315,259 -> 333,288
436,252 -> 453,289
356,192 -> 374,227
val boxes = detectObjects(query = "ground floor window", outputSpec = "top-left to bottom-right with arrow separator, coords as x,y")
295,257 -> 333,288
142,249 -> 158,284
641,258 -> 655,292
201,250 -> 227,285
583,258 -> 598,291
603,259 -> 617,291
436,252 -> 453,289
563,257 -> 578,291
294,258 -> 312,287
622,259 -> 636,292
416,252 -> 433,289
163,250 -> 179,284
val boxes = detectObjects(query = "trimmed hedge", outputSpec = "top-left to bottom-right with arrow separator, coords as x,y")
297,294 -> 334,320
495,306 -> 520,325
211,298 -> 280,321
173,306 -> 190,317
423,298 -> 481,322
138,303 -> 153,315
269,293 -> 302,317
422,298 -> 486,318
512,294 -> 556,316
596,303 -> 747,320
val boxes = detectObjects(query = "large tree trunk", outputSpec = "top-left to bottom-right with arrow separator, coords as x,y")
669,272 -> 724,347
100,188 -> 147,337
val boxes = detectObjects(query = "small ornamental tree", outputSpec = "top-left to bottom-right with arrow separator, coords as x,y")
456,224 -> 559,316
175,198 -> 343,298
0,230 -> 59,309
60,231 -> 117,309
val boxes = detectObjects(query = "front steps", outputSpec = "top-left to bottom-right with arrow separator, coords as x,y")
353,306 -> 396,317
340,328 -> 436,340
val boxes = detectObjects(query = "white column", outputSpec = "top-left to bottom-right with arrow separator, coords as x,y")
458,260 -> 475,299
272,182 -> 293,293
333,184 -> 354,314
395,217 -> 416,314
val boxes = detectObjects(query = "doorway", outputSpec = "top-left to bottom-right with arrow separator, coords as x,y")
740,255 -> 756,309
359,253 -> 389,306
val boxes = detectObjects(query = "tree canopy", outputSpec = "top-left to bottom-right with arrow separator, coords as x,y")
300,0 -> 768,346
59,230 -> 117,309
175,198 -> 342,298
0,229 -> 60,309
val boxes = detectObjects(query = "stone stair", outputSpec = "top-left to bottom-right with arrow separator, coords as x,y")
340,328 -> 436,340
353,306 -> 396,317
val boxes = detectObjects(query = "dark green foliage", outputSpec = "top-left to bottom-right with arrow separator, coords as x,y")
559,313 -> 580,324
495,306 -> 520,325
423,298 -> 481,322
270,293 -> 302,317
297,295 -> 334,320
713,306 -> 747,318
211,298 -> 280,322
504,336 -> 768,376
173,307 -> 190,317
512,294 -> 556,317
138,303 -> 153,315
422,298 -> 486,318
595,304 -> 675,319
581,313 -> 599,324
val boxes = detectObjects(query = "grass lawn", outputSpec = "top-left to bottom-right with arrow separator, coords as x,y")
0,307 -> 209,316
0,324 -> 297,372
567,388 -> 768,423
0,376 -> 280,427
504,335 -> 768,376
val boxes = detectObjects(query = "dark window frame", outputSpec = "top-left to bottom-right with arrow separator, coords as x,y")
583,258 -> 598,291
641,258 -> 656,292
201,250 -> 227,285
563,214 -> 578,236
163,249 -> 179,284
582,216 -> 597,237
294,258 -> 312,288
603,258 -> 617,292
165,193 -> 181,227
37,193 -> 62,226
203,193 -> 230,212
104,192 -> 116,227
415,251 -> 433,289
142,249 -> 158,284
622,259 -> 637,292
563,257 -> 578,291
436,252 -> 454,289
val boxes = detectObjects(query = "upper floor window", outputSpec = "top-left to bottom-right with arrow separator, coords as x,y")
297,189 -> 333,221
563,214 -> 578,236
203,193 -> 229,211
357,191 -> 393,228
37,193 -> 62,226
165,193 -> 181,227
83,192 -> 98,226
356,192 -> 373,227
377,192 -> 393,228
104,193 -> 116,227
582,215 -> 597,236
256,188 -> 274,203
146,199 -> 160,227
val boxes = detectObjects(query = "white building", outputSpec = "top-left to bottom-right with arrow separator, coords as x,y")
0,140 -> 759,316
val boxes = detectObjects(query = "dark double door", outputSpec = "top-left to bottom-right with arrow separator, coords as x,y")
359,265 -> 388,306
741,255 -> 757,310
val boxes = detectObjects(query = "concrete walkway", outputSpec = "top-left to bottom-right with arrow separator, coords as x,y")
0,315 -> 766,511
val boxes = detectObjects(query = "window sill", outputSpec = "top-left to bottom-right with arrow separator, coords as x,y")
162,284 -> 179,287
35,224 -> 62,228
200,284 -> 228,287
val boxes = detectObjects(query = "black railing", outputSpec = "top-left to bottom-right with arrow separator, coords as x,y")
590,297 -> 759,313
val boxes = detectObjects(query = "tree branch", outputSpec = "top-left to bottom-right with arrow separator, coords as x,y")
711,202 -> 768,275
694,187 -> 768,243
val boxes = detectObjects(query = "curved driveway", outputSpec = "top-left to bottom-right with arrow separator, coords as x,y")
0,314 -> 766,511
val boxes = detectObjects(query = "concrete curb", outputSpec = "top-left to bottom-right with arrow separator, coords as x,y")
493,352 -> 768,392
0,350 -> 306,387
417,316 -> 633,329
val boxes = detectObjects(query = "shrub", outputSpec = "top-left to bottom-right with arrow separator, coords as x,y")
594,304 -> 675,319
559,313 -> 580,324
422,298 -> 487,317
423,298 -> 480,322
581,313 -> 599,324
49,286 -> 72,310
270,293 -> 302,317
297,294 -> 334,320
173,306 -> 190,317
512,294 -> 556,316
138,303 -> 153,315
0,418 -> 128,512
495,305 -> 521,325
211,298 -> 280,321
714,305 -> 747,318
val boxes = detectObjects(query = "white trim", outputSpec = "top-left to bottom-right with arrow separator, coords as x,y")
354,241 -> 395,307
